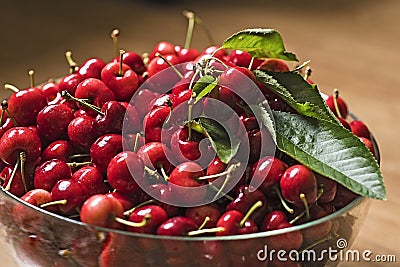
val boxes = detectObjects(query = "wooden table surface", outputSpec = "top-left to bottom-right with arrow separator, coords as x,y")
0,0 -> 399,266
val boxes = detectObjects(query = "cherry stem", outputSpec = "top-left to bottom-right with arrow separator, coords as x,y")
1,100 -> 18,126
4,84 -> 19,93
155,52 -> 183,79
144,166 -> 159,177
65,51 -> 79,74
111,29 -> 120,58
333,89 -> 343,119
239,200 -> 263,227
183,10 -> 195,49
4,156 -> 20,191
197,162 -> 240,181
304,67 -> 312,80
114,214 -> 151,228
40,199 -> 68,208
160,166 -> 169,181
142,53 -> 150,65
248,57 -> 255,70
211,163 -> 241,202
187,226 -> 225,236
289,188 -> 325,225
300,233 -> 336,253
187,92 -> 196,141
292,60 -> 311,73
133,133 -> 141,153
198,216 -> 211,230
273,185 -> 294,214
183,10 -> 214,46
61,90 -> 104,116
123,199 -> 157,217
28,70 -> 35,88
67,161 -> 92,168
118,49 -> 125,76
300,193 -> 311,219
68,154 -> 90,161
19,152 -> 27,193
208,183 -> 234,201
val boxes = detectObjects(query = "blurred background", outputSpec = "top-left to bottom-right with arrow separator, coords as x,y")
0,0 -> 399,266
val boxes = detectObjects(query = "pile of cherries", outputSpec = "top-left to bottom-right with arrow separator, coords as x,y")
0,36 -> 376,266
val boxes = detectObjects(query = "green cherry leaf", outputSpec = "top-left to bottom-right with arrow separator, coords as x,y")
222,28 -> 298,61
273,111 -> 386,200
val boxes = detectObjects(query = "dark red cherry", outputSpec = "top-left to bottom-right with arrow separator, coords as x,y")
114,51 -> 146,75
350,120 -> 370,138
143,106 -> 171,143
280,165 -> 318,207
0,127 -> 41,165
41,140 -> 74,162
71,165 -> 108,196
100,61 -> 139,102
265,221 -> 303,251
67,116 -> 100,152
326,93 -> 348,119
78,58 -> 106,80
228,50 -> 263,69
149,41 -> 177,60
95,101 -> 126,135
50,178 -> 89,215
261,210 -> 288,231
156,216 -> 197,236
315,174 -> 337,204
58,73 -> 84,95
185,204 -> 222,228
136,141 -> 174,175
36,103 -> 75,141
90,134 -> 123,174
34,159 -> 72,192
107,151 -> 144,195
257,59 -> 290,72
147,54 -> 180,78
1,166 -> 25,197
80,194 -> 124,229
40,81 -> 60,102
8,87 -> 47,126
128,205 -> 168,234
168,161 -> 207,206
250,156 -> 288,194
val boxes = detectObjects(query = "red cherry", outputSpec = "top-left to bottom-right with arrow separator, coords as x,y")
338,117 -> 351,130
40,81 -> 60,102
261,210 -> 288,231
71,165 -> 108,196
8,88 -> 47,126
128,205 -> 168,234
205,156 -> 227,182
250,156 -> 288,194
147,54 -> 180,78
350,120 -> 370,138
143,106 -> 171,143
185,204 -> 222,228
90,134 -> 123,174
67,116 -> 100,152
114,51 -> 146,74
74,78 -> 116,114
280,165 -> 318,207
168,161 -> 207,206
94,101 -> 126,135
1,166 -> 25,197
315,174 -> 337,204
156,216 -> 197,236
0,127 -> 41,165
50,178 -> 89,215
41,140 -> 74,162
34,159 -> 72,192
101,61 -> 139,101
177,47 -> 200,62
107,151 -> 144,195
0,117 -> 15,139
228,50 -> 263,69
215,210 -> 245,236
149,41 -> 177,60
36,103 -> 75,141
105,191 -> 141,211
326,92 -> 348,119
80,194 -> 124,229
58,73 -> 84,95
359,137 -> 377,159
130,89 -> 159,119
78,57 -> 106,80
136,142 -> 174,175
257,59 -> 290,72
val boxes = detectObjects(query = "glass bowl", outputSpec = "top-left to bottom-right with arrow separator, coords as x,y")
0,187 -> 371,267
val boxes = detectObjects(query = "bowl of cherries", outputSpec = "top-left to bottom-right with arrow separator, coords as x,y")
0,23 -> 385,267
